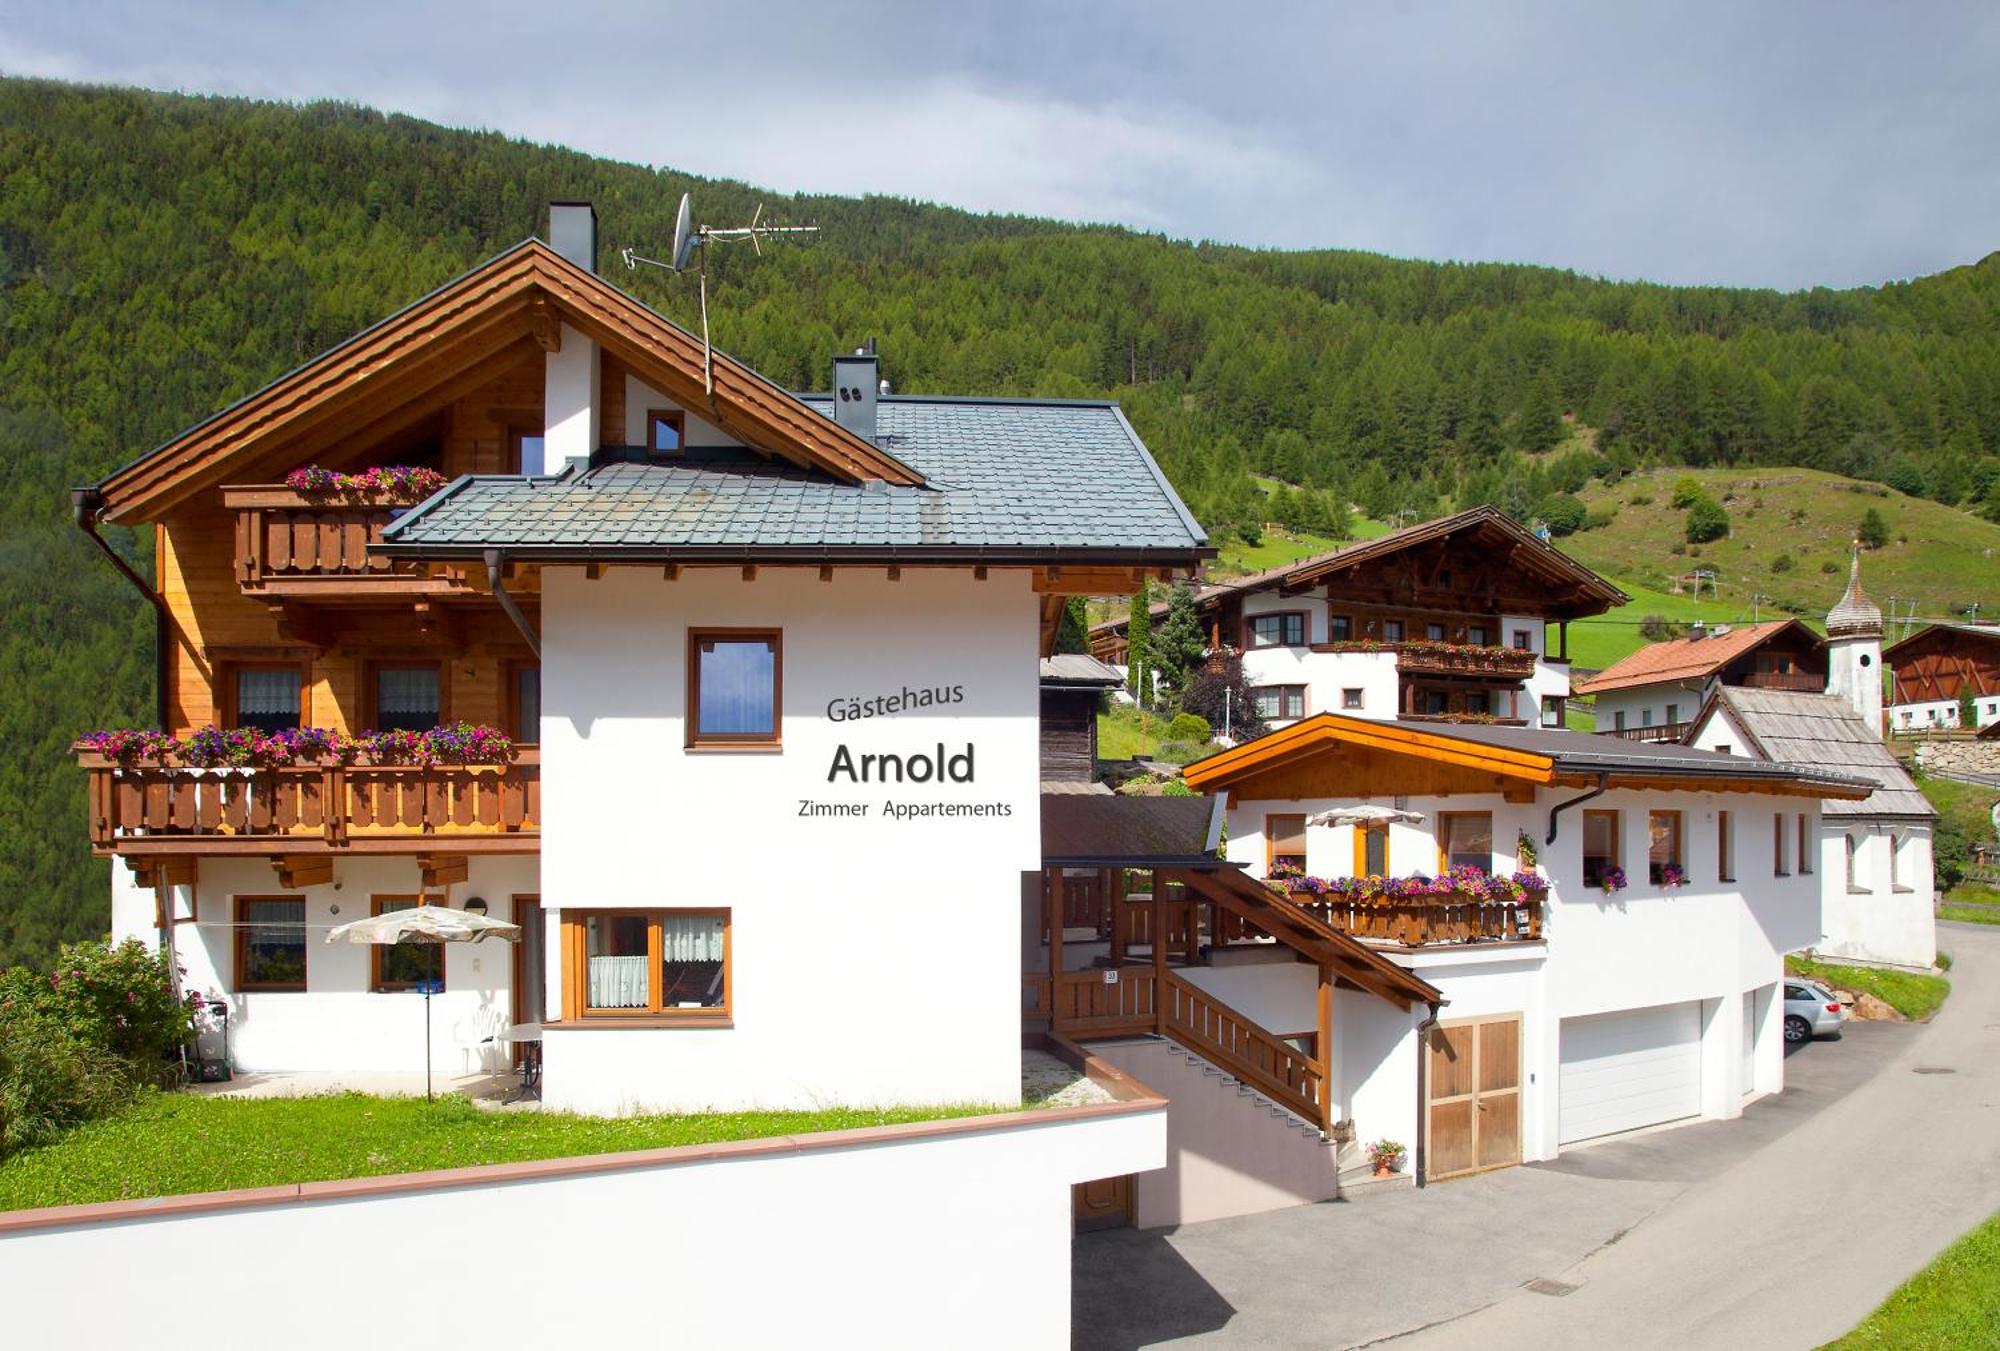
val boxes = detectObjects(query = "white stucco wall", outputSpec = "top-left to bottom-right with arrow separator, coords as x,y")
1587,682 -> 1705,734
621,372 -> 741,448
0,1106 -> 1163,1351
538,565 -> 1040,1113
1890,696 -> 2000,731
112,854 -> 538,1074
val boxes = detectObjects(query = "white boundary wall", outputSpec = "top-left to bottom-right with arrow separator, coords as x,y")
0,1107 -> 1163,1351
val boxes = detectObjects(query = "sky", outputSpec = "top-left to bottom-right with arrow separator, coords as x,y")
3,1 -> 1997,289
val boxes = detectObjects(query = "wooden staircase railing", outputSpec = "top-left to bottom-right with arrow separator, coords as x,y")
1158,970 -> 1323,1128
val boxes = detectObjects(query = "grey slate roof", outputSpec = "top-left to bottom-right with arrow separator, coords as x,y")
1706,687 -> 1936,818
1389,719 -> 1877,794
1041,793 -> 1226,864
1040,654 -> 1124,688
379,396 -> 1208,559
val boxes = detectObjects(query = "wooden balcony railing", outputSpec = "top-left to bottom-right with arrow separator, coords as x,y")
1739,671 -> 1823,692
1603,722 -> 1689,743
223,486 -> 474,598
1030,966 -> 1161,1037
79,750 -> 539,854
1389,642 -> 1539,679
1285,892 -> 1544,947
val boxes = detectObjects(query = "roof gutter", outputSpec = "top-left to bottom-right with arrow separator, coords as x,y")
379,541 -> 1217,568
484,550 -> 541,660
1546,773 -> 1610,846
71,486 -> 205,726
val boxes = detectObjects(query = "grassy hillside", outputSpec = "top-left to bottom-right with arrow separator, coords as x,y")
1564,467 -> 2000,630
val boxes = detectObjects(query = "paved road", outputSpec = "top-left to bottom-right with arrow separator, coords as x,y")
1399,921 -> 2000,1350
1072,926 -> 1996,1349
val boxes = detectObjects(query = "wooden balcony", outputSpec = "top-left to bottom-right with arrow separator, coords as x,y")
1603,722 -> 1689,743
1390,642 -> 1539,679
1739,671 -> 1823,692
223,486 -> 475,600
1284,892 -> 1544,947
79,749 -> 539,855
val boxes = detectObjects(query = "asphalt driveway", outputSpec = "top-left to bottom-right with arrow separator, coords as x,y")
1073,931 -> 1991,1349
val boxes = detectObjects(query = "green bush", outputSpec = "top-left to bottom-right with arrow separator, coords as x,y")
1859,507 -> 1890,550
1685,496 -> 1731,543
0,1013 -> 137,1152
1581,506 -> 1618,531
1153,740 -> 1207,765
1160,779 -> 1195,798
1821,560 -> 1840,575
1670,476 -> 1704,509
1626,492 -> 1654,507
1771,552 -> 1794,573
1535,492 -> 1588,536
1165,712 -> 1212,743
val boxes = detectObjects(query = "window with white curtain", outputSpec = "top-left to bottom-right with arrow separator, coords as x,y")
574,910 -> 731,1019
233,667 -> 302,734
374,665 -> 440,733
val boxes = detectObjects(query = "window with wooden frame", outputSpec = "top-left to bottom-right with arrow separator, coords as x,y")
1437,812 -> 1493,874
1354,821 -> 1389,878
1425,622 -> 1447,642
509,430 -> 545,476
1540,696 -> 1563,728
645,408 -> 686,456
687,629 -> 781,748
1265,813 -> 1307,874
223,662 -> 308,734
368,662 -> 443,734
1246,611 -> 1308,649
1467,624 -> 1490,646
1252,685 -> 1306,721
236,896 -> 307,992
1797,814 -> 1814,875
506,662 -> 542,745
1582,810 -> 1620,889
1648,810 -> 1683,884
562,909 -> 730,1022
1341,687 -> 1365,710
371,895 -> 446,991
1512,629 -> 1533,651
1773,812 -> 1790,876
1382,619 -> 1405,642
1717,810 -> 1735,882
1328,614 -> 1354,642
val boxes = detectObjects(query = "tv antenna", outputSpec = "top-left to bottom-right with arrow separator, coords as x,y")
620,193 -> 819,397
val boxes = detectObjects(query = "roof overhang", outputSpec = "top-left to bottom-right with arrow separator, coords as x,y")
1184,714 -> 1556,797
92,240 -> 923,524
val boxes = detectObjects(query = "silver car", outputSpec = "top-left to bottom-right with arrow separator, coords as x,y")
1784,980 -> 1846,1043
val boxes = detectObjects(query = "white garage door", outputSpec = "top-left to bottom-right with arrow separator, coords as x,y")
1559,1002 -> 1702,1144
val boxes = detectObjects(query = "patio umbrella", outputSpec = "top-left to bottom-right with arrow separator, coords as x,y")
324,905 -> 521,1100
1308,804 -> 1427,828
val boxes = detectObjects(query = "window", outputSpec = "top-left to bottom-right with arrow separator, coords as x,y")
646,408 -> 685,455
1341,687 -> 1364,711
1437,812 -> 1493,873
1717,810 -> 1735,882
1424,690 -> 1450,715
237,897 -> 306,991
1845,833 -> 1864,891
1467,624 -> 1489,646
687,629 -> 780,747
510,430 -> 545,475
509,664 -> 541,745
1464,691 -> 1491,715
1891,834 -> 1910,891
1540,696 -> 1563,728
1383,619 -> 1405,642
1648,811 -> 1683,884
1583,810 -> 1620,889
1797,814 -> 1813,875
372,664 -> 441,733
1266,814 -> 1308,874
1425,623 -> 1447,642
1252,685 -> 1306,720
1641,708 -> 1655,728
1773,812 -> 1790,876
1614,710 -> 1628,731
372,896 -> 445,991
1248,612 -> 1307,648
1512,629 -> 1533,651
1329,614 -> 1353,642
565,909 -> 730,1020
1665,702 -> 1680,724
1354,821 -> 1389,877
227,664 -> 305,734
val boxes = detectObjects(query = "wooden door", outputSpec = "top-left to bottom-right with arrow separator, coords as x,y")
1073,1174 -> 1133,1231
1425,1015 -> 1523,1181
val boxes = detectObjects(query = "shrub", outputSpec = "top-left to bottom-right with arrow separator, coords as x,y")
1626,492 -> 1654,507
1639,614 -> 1681,641
1858,507 -> 1890,550
1153,740 -> 1207,766
1685,496 -> 1730,543
1581,506 -> 1617,531
1160,779 -> 1195,798
1535,492 -> 1588,536
1771,553 -> 1794,573
1670,476 -> 1704,509
1165,712 -> 1212,744
1821,561 -> 1840,575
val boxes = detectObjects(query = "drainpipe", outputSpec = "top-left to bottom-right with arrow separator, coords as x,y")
1414,998 -> 1445,1189
72,486 -> 186,727
1544,772 -> 1610,847
484,549 -> 541,659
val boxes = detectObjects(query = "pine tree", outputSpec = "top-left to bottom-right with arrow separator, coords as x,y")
1125,580 -> 1153,706
1154,582 -> 1208,700
1857,507 -> 1890,550
1513,371 -> 1565,453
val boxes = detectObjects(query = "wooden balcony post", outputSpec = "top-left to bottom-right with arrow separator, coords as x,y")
1317,960 -> 1335,1136
1106,867 -> 1125,966
1048,870 -> 1065,1030
1152,871 -> 1168,1037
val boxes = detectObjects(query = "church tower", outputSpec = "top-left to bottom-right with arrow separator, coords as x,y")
1824,546 -> 1884,729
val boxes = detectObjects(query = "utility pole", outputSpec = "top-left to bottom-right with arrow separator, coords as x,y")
1751,593 -> 1770,623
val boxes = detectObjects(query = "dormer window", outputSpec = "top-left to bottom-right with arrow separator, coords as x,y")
647,409 -> 686,456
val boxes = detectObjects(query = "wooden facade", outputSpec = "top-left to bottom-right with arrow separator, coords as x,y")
1039,687 -> 1101,781
1888,624 -> 2000,705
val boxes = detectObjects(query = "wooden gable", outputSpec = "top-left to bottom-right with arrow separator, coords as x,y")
96,240 -> 922,524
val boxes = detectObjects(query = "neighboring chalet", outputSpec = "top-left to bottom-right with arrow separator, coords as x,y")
1089,507 -> 1626,732
1575,618 -> 1826,741
1038,654 -> 1123,788
1886,621 -> 2000,732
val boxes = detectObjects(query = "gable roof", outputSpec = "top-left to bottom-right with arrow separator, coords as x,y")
376,396 -> 1209,561
1182,711 -> 1874,799
1573,620 -> 1817,696
1091,505 -> 1626,639
1694,687 -> 1935,818
1040,654 -> 1125,688
92,239 -> 922,523
1040,793 -> 1225,865
1885,621 -> 2000,663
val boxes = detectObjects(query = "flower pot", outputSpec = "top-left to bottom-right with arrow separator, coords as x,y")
1372,1160 -> 1394,1178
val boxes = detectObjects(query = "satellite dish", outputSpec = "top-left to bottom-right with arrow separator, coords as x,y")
669,192 -> 696,273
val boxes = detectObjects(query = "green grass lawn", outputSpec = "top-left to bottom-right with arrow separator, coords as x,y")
1786,956 -> 1952,1021
0,1092 -> 1000,1212
1825,1210 -> 2000,1348
1098,702 -> 1160,760
1939,905 -> 2000,926
1561,579 -> 1761,673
